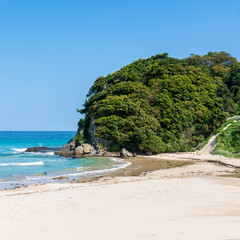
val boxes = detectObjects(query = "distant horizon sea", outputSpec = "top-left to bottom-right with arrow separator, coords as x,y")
0,131 -> 129,189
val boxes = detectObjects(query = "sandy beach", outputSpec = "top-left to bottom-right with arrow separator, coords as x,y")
0,156 -> 240,240
2,2 -> 240,240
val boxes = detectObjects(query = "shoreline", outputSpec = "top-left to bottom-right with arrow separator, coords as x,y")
0,156 -> 131,190
1,150 -> 240,192
1,153 -> 238,194
0,156 -> 240,240
0,156 -> 193,191
73,156 -> 194,183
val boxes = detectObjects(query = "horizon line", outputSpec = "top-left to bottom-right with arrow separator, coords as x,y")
0,130 -> 76,132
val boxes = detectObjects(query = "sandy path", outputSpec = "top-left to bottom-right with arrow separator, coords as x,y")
151,123 -> 240,168
200,124 -> 232,155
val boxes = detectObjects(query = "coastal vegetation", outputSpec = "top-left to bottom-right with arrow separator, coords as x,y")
214,119 -> 240,158
76,52 -> 240,154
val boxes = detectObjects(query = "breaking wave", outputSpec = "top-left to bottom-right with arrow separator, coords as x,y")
11,148 -> 27,153
0,161 -> 44,166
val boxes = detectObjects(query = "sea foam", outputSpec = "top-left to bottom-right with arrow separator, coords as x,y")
25,151 -> 55,156
11,148 -> 27,153
0,161 -> 44,166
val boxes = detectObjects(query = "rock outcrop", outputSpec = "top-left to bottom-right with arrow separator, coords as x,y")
23,140 -> 128,159
25,147 -> 61,153
120,148 -> 133,159
55,140 -> 76,157
55,140 -> 96,158
75,146 -> 84,155
55,139 -> 126,159
75,144 -> 92,157
82,144 -> 92,154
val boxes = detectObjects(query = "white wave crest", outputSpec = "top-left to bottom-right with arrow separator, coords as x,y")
0,161 -> 44,166
25,161 -> 132,181
64,160 -> 132,178
43,152 -> 55,156
24,151 -> 55,156
11,148 -> 27,153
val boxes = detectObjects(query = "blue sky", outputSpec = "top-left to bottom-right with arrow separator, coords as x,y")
0,0 -> 240,130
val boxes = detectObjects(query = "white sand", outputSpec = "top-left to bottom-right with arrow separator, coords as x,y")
0,162 -> 240,240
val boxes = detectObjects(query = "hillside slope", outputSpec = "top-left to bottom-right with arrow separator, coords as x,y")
75,52 -> 240,154
214,118 -> 240,158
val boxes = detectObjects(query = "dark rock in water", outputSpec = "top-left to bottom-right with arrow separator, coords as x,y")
55,140 -> 76,157
25,147 -> 61,153
120,148 -> 133,159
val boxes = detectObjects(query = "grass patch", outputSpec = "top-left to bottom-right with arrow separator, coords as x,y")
214,120 -> 240,158
194,119 -> 236,151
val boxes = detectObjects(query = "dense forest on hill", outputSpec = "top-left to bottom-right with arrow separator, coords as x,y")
75,52 -> 240,154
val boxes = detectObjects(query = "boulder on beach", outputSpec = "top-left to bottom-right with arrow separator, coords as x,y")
120,148 -> 133,159
82,144 -> 92,154
75,144 -> 92,157
75,146 -> 84,155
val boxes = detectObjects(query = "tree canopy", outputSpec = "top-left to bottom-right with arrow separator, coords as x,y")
76,51 -> 240,153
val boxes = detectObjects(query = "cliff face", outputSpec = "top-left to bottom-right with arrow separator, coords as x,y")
55,140 -> 76,157
88,117 -> 112,148
74,52 -> 240,154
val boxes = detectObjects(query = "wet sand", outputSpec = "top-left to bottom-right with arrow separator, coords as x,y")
75,156 -> 194,183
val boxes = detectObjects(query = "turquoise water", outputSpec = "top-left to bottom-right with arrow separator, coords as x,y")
0,132 -> 129,189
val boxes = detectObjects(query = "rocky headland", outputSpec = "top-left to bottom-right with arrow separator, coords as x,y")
54,140 -> 134,159
24,141 -> 135,159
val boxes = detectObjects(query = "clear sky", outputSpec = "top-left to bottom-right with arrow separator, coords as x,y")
0,0 -> 240,130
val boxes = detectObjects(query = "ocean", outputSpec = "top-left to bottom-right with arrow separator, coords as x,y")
0,131 -> 129,189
